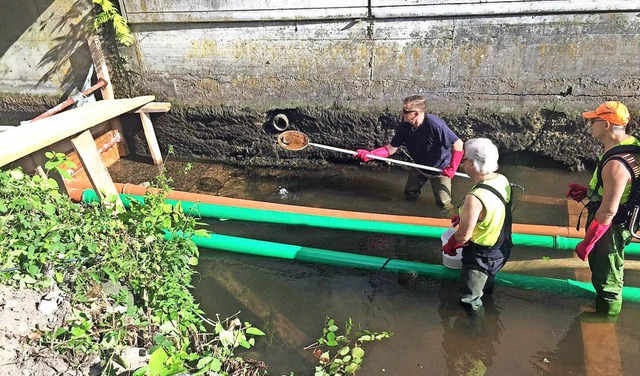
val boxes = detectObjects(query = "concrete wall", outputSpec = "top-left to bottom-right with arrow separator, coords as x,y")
120,0 -> 640,110
0,0 -> 94,97
3,1 -> 640,169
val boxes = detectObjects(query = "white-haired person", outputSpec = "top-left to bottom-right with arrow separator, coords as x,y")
441,138 -> 513,314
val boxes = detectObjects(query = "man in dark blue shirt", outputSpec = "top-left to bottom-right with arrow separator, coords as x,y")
356,95 -> 464,210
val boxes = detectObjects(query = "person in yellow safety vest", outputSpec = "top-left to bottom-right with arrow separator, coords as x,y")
441,138 -> 512,314
566,101 -> 639,316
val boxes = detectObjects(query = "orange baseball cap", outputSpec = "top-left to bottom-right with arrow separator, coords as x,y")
582,101 -> 630,126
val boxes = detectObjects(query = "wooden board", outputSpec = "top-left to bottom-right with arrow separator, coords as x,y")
0,96 -> 153,168
71,130 -> 123,208
64,129 -> 122,181
132,102 -> 172,113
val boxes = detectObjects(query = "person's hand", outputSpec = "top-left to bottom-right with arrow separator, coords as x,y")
451,214 -> 460,227
441,235 -> 464,256
575,219 -> 610,261
441,166 -> 457,178
356,146 -> 390,163
566,183 -> 588,202
356,149 -> 372,162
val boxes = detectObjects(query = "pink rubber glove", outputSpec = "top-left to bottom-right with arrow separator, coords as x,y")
566,183 -> 588,202
356,146 -> 390,162
451,214 -> 460,227
442,234 -> 465,256
441,149 -> 464,178
575,219 -> 611,261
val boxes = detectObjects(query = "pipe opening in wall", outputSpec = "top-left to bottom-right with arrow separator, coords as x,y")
272,114 -> 289,131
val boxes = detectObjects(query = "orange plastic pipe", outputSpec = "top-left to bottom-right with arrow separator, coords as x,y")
67,180 -> 584,238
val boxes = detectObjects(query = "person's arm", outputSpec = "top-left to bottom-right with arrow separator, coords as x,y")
452,138 -> 464,152
441,193 -> 483,255
596,160 -> 631,224
453,194 -> 483,244
441,138 -> 464,178
575,159 -> 631,260
356,144 -> 398,162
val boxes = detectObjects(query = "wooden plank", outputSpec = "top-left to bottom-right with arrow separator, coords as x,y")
567,200 -> 584,229
132,102 -> 172,113
70,145 -> 121,183
88,36 -> 114,100
88,36 -> 130,156
63,130 -> 122,177
71,130 -> 123,208
0,96 -> 154,167
109,117 -> 129,156
140,112 -> 163,166
520,194 -> 567,205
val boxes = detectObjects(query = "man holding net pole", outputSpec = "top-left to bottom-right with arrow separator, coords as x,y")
355,95 -> 464,212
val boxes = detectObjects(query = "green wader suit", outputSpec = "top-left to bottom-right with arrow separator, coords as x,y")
585,136 -> 640,315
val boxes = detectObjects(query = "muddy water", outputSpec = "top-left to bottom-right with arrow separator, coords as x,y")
109,159 -> 640,375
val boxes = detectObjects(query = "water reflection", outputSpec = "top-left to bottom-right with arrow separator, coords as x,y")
532,311 -> 625,375
438,279 -> 503,376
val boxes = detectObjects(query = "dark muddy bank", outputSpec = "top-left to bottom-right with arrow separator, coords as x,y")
2,94 -> 632,171
123,103 -> 610,172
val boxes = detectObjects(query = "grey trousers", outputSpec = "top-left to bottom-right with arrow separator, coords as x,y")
404,168 -> 452,207
459,257 -> 506,312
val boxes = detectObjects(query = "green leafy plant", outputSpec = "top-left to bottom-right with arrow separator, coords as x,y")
1,150 -> 267,375
93,0 -> 135,46
44,151 -> 77,180
307,317 -> 391,375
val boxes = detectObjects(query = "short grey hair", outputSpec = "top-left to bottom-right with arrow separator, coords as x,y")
464,138 -> 499,175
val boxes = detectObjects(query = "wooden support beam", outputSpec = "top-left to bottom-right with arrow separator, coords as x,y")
140,112 -> 163,166
87,35 -> 114,101
132,102 -> 172,113
71,130 -> 123,209
0,96 -> 153,168
87,35 -> 129,156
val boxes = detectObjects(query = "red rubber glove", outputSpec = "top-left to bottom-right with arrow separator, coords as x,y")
442,234 -> 465,256
575,219 -> 611,261
451,214 -> 460,227
566,183 -> 588,202
356,146 -> 390,162
441,149 -> 464,178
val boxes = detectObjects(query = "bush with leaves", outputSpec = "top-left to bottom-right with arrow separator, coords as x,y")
0,162 -> 266,375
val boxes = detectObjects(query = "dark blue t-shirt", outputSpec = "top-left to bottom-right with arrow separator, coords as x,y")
390,113 -> 459,170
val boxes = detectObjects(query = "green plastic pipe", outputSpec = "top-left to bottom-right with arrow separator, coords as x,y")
172,231 -> 640,304
80,190 -> 640,255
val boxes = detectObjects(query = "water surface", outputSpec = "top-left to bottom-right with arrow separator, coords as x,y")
110,159 -> 640,375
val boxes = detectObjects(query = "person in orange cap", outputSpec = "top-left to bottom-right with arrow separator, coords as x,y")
566,101 -> 638,315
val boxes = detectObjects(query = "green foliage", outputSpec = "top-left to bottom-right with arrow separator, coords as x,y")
93,0 -> 135,46
308,317 -> 391,375
0,151 -> 266,375
44,151 -> 77,180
